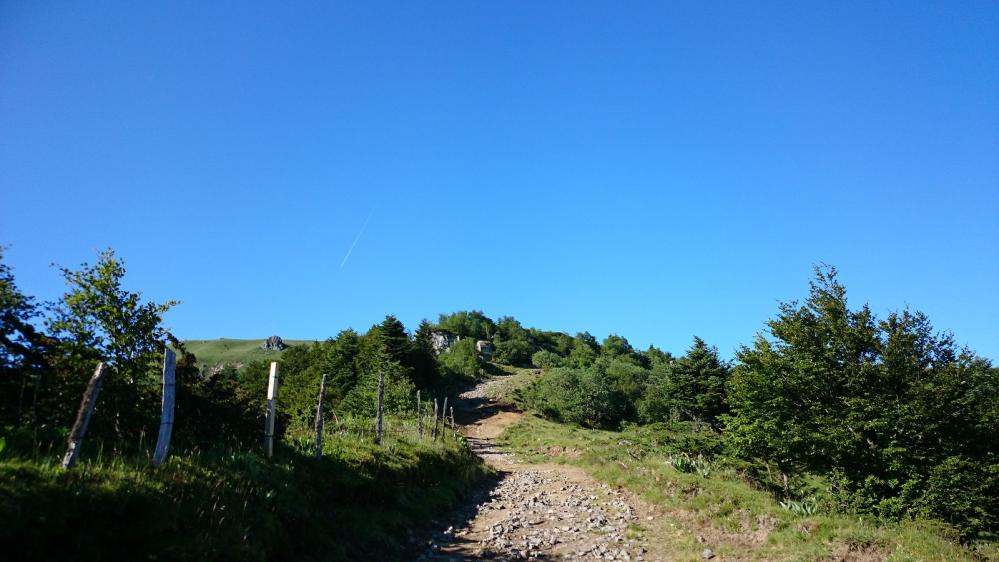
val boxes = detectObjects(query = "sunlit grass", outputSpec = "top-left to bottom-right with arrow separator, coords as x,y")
498,414 -> 993,561
0,414 -> 489,561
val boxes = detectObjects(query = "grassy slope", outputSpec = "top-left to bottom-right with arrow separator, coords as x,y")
488,367 -> 996,562
181,338 -> 318,366
0,416 -> 489,562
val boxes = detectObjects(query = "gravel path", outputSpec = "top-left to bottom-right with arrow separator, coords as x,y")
417,379 -> 670,562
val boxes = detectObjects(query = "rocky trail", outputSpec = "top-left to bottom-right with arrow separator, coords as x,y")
417,377 -> 677,562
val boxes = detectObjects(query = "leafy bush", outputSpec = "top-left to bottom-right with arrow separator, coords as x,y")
521,365 -> 627,428
531,350 -> 563,369
437,338 -> 482,380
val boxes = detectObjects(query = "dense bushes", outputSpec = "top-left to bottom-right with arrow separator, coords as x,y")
724,267 -> 998,536
515,267 -> 997,538
531,350 -> 562,369
520,365 -> 626,427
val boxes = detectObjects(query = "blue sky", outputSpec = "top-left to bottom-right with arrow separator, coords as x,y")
1,1 -> 997,360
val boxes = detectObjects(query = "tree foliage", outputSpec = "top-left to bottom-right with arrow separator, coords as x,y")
639,337 -> 730,425
723,266 -> 998,535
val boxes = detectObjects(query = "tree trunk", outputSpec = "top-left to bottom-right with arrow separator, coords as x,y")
62,363 -> 108,469
152,349 -> 176,466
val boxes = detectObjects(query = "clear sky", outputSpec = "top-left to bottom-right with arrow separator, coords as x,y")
2,2 -> 997,360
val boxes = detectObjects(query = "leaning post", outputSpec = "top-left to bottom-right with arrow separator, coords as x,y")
62,363 -> 108,469
265,362 -> 279,458
441,396 -> 449,442
152,349 -> 177,466
416,390 -> 423,441
375,371 -> 385,445
450,406 -> 457,442
432,398 -> 439,441
314,373 -> 328,460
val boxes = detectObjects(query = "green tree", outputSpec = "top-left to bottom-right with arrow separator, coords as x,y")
437,338 -> 481,380
639,337 -> 729,425
48,249 -> 177,382
724,266 -> 998,535
45,249 -> 178,440
377,315 -> 411,367
436,310 -> 496,340
568,332 -> 599,368
410,319 -> 440,390
0,248 -> 50,424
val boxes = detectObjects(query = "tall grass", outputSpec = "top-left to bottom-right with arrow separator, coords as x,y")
0,414 -> 487,562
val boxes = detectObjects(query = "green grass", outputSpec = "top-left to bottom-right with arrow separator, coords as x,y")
480,363 -> 541,404
498,415 -> 995,562
0,415 -> 489,562
180,338 -> 318,368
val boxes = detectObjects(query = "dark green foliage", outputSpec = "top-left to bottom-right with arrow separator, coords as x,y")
437,338 -> 481,381
639,337 -> 730,425
522,364 -> 628,428
492,336 -> 533,366
601,334 -> 634,359
0,248 -> 50,425
410,320 -> 440,390
436,310 -> 495,340
339,354 -> 415,418
530,330 -> 574,357
491,316 -> 535,366
567,332 -> 600,368
531,350 -> 563,369
318,329 -> 362,403
724,266 -> 998,536
642,345 -> 673,369
376,315 -> 411,366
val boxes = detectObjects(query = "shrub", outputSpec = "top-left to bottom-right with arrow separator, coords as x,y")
531,350 -> 563,369
522,365 -> 627,428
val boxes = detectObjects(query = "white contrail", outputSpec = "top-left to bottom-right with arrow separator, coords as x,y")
339,211 -> 374,268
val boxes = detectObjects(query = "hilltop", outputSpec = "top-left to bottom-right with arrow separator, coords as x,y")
180,337 -> 318,368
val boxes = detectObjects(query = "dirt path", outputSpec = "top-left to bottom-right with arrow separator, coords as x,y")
418,377 -> 672,562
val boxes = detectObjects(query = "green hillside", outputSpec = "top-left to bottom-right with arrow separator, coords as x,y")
181,337 -> 318,367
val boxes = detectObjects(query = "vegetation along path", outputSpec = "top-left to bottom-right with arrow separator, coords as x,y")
418,375 -> 674,562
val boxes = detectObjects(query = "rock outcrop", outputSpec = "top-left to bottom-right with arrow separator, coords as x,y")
261,335 -> 289,351
431,330 -> 459,354
476,340 -> 494,361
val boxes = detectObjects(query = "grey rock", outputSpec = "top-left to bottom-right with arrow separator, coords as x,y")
261,335 -> 289,351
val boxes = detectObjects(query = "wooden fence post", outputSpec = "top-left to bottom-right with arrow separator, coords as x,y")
315,373 -> 328,460
441,396 -> 448,443
375,371 -> 384,445
450,406 -> 456,442
432,398 -> 439,441
62,363 -> 108,469
152,349 -> 177,466
441,396 -> 447,430
416,390 -> 422,441
264,362 -> 279,458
